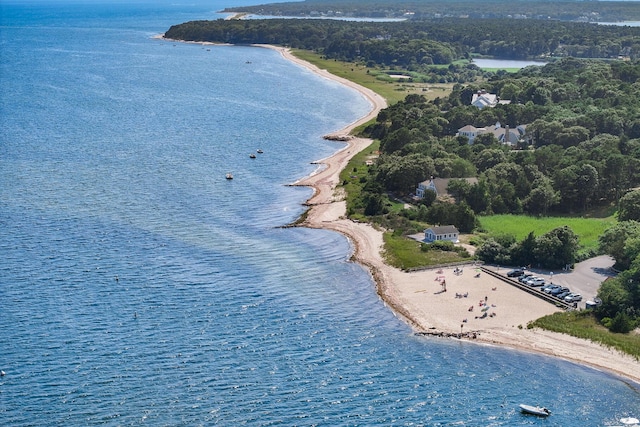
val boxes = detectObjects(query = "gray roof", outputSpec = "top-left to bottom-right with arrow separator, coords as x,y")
426,225 -> 459,235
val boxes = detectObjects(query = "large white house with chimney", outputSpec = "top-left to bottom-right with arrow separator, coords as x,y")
471,89 -> 510,109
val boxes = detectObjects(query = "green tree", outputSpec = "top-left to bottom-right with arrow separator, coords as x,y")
575,163 -> 599,211
598,221 -> 640,270
511,231 -> 536,267
618,189 -> 640,222
532,226 -> 579,269
476,238 -> 509,265
524,177 -> 559,215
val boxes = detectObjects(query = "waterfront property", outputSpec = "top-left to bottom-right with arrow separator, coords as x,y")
424,225 -> 460,243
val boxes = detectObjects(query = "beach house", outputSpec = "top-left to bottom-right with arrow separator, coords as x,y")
424,225 -> 460,243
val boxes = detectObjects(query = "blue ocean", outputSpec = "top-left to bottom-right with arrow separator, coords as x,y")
1,1 -> 638,425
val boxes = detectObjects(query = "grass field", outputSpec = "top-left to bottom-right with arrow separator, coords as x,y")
478,214 -> 616,254
382,232 -> 470,269
290,49 -> 453,105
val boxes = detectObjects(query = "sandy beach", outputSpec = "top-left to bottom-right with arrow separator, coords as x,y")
265,46 -> 640,384
158,35 -> 639,383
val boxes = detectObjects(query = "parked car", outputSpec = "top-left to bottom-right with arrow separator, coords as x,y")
543,284 -> 561,294
528,278 -> 546,287
550,286 -> 570,296
564,293 -> 582,302
556,291 -> 571,300
507,268 -> 525,277
519,273 -> 534,283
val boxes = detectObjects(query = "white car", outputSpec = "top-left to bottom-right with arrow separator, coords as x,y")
564,293 -> 582,302
524,276 -> 542,286
528,278 -> 546,287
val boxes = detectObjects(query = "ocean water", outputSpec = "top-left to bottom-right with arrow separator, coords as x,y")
1,1 -> 639,425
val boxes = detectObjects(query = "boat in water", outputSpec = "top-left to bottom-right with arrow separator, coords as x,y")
257,149 -> 263,154
225,172 -> 233,180
249,153 -> 256,158
519,404 -> 550,417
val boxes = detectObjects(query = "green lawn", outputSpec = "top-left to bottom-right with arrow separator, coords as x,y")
290,49 -> 453,105
478,214 -> 615,254
382,232 -> 470,270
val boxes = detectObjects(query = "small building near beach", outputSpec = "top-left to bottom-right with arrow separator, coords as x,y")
424,225 -> 460,243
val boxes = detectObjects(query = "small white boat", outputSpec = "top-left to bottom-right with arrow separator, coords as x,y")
519,404 -> 550,417
256,149 -> 263,154
225,172 -> 233,180
621,417 -> 640,425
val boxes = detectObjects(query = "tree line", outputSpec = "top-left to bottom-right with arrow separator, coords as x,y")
223,0 -> 640,23
164,18 -> 640,66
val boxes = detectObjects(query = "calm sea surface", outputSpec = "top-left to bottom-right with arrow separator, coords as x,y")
1,1 -> 639,425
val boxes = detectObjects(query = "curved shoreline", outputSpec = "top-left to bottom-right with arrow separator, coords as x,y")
158,35 -> 640,385
263,46 -> 640,385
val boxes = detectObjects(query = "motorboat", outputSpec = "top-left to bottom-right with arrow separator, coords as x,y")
620,417 -> 639,425
249,153 -> 256,158
257,149 -> 263,154
225,172 -> 233,180
519,404 -> 550,417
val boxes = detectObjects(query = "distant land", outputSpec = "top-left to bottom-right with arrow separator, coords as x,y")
222,0 -> 640,23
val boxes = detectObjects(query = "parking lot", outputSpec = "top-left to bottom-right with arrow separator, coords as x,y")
499,255 -> 616,309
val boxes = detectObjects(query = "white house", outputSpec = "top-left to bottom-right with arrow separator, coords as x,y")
456,122 -> 523,145
457,124 -> 481,143
471,90 -> 510,109
424,225 -> 460,243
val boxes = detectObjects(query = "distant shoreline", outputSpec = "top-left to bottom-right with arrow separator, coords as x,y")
157,35 -> 640,385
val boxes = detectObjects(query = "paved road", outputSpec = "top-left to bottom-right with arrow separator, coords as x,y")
508,255 -> 616,309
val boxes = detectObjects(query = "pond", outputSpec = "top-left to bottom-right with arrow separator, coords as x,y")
472,58 -> 548,69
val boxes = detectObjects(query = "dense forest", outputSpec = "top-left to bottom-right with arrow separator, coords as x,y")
361,58 -> 640,218
165,18 -> 640,65
223,0 -> 640,23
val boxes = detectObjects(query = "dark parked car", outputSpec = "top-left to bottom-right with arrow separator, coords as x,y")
507,268 -> 525,277
550,286 -> 570,296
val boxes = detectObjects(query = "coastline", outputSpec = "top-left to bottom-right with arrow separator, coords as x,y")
265,46 -> 640,385
157,35 -> 640,384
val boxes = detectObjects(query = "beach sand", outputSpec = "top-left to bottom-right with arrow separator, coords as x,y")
263,45 -> 640,384
157,33 -> 639,383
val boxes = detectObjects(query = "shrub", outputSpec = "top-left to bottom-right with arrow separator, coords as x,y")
431,240 -> 455,251
608,311 -> 634,334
